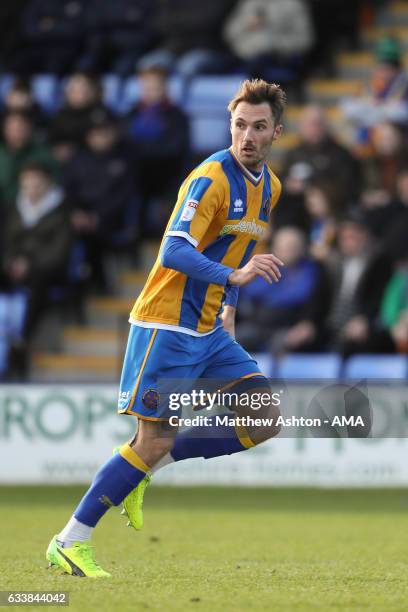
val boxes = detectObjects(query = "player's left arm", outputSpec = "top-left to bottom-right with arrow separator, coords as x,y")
221,305 -> 236,338
221,285 -> 239,337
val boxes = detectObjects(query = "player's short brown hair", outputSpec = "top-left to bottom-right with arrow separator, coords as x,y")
228,79 -> 286,124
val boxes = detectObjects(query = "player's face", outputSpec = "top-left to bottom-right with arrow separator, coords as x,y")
231,102 -> 282,172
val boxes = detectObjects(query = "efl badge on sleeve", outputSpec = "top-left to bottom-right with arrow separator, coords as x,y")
181,199 -> 199,221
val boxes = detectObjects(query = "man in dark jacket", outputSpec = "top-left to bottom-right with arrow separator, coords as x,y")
64,108 -> 140,289
282,105 -> 361,204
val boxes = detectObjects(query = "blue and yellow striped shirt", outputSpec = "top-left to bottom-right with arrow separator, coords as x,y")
130,147 -> 282,335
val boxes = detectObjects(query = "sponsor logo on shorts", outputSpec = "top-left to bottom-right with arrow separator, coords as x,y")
118,390 -> 130,409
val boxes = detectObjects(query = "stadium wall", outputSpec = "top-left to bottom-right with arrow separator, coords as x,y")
1,384 -> 407,487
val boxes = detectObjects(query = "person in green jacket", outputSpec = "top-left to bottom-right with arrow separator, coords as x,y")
0,110 -> 58,207
380,262 -> 408,353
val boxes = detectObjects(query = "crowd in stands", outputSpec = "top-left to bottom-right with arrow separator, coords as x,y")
1,0 -> 368,80
0,0 -> 406,379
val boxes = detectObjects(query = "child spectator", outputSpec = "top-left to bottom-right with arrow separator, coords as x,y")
0,111 -> 58,207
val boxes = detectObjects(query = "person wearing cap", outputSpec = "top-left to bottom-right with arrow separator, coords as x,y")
341,37 -> 408,143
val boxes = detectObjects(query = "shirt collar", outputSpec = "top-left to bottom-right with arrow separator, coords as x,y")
229,147 -> 264,186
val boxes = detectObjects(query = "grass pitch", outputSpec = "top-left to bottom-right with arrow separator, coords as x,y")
1,486 -> 408,611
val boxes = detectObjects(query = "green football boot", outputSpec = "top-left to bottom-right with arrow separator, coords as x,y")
46,536 -> 111,578
113,446 -> 152,530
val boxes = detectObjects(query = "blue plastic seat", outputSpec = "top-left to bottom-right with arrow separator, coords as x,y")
277,353 -> 341,380
101,74 -> 122,111
0,291 -> 27,339
190,116 -> 230,153
118,76 -> 141,114
168,75 -> 185,105
344,354 -> 408,380
252,353 -> 275,377
186,74 -> 248,115
31,74 -> 60,113
0,338 -> 8,378
0,74 -> 13,103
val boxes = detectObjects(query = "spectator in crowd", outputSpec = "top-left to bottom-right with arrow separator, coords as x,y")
49,73 -> 105,153
80,0 -> 158,76
0,162 -> 72,374
379,252 -> 408,354
236,226 -> 330,354
223,0 -> 314,82
0,111 -> 58,207
281,104 -> 361,204
360,122 -> 408,218
137,0 -> 236,78
64,108 -> 140,291
10,0 -> 87,75
272,163 -> 311,233
1,79 -> 47,138
125,66 -> 189,236
360,125 -> 408,238
379,168 -> 408,260
341,37 -> 408,145
327,212 -> 393,357
304,179 -> 341,261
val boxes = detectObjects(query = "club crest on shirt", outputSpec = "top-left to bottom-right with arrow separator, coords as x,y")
142,389 -> 160,410
181,199 -> 199,222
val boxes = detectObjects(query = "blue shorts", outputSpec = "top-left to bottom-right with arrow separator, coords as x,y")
117,325 -> 265,420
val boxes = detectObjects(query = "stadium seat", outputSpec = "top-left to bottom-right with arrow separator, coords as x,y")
0,74 -> 13,103
31,75 -> 60,114
0,338 -> 8,379
185,75 -> 248,115
167,75 -> 185,105
117,77 -> 140,114
252,353 -> 275,377
0,291 -> 27,339
190,116 -> 230,153
344,355 -> 408,380
277,353 -> 342,380
101,74 -> 122,111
